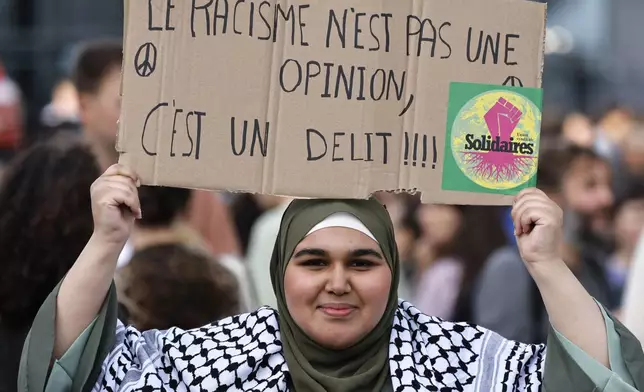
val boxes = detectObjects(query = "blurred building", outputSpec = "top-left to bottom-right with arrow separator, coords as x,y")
0,0 -> 122,142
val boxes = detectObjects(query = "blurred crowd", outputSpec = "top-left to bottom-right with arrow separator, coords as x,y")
1,39 -> 644,392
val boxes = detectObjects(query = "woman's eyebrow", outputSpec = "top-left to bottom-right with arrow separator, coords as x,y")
293,248 -> 327,258
350,249 -> 383,259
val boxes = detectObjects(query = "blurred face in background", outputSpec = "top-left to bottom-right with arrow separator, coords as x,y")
417,204 -> 462,250
622,131 -> 644,177
394,224 -> 415,262
79,66 -> 121,153
51,80 -> 79,118
600,108 -> 634,145
562,113 -> 595,148
562,156 -> 614,230
562,156 -> 613,214
614,200 -> 644,253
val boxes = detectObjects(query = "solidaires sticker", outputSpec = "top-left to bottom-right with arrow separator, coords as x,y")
441,82 -> 543,195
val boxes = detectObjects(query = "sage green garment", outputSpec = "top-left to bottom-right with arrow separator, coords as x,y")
17,280 -> 644,392
16,198 -> 644,392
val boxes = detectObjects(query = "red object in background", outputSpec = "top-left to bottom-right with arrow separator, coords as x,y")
0,62 -> 23,150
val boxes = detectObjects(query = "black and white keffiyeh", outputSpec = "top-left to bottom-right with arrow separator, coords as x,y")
92,300 -> 545,391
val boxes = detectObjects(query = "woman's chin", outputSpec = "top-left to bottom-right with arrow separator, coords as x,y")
307,325 -> 367,350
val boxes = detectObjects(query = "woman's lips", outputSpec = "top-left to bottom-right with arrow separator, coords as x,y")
318,304 -> 357,317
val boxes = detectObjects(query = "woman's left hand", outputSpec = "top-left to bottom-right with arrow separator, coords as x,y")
512,188 -> 565,266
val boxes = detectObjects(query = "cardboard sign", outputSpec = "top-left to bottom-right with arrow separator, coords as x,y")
117,0 -> 546,205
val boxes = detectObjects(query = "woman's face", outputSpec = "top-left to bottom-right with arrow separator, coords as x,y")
418,204 -> 461,247
283,227 -> 391,350
614,201 -> 644,251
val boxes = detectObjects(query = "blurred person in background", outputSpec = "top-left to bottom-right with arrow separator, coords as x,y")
117,244 -> 241,331
593,107 -> 639,202
617,126 -> 644,345
605,193 -> 644,308
245,195 -> 291,309
71,39 -> 121,171
412,204 -> 462,319
72,39 -> 241,259
374,191 -> 417,300
560,108 -> 639,204
557,145 -> 615,258
39,78 -> 81,135
116,185 -> 252,322
0,133 -> 99,392
562,112 -> 595,148
232,194 -> 282,256
620,127 -> 644,198
594,107 -> 634,162
621,228 -> 644,345
412,204 -> 506,321
391,200 -> 422,292
472,144 -> 615,343
0,60 -> 24,163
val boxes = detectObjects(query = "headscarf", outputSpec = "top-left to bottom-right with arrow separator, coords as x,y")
269,198 -> 400,392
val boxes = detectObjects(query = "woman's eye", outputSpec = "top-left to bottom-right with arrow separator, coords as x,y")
300,259 -> 326,267
351,259 -> 376,268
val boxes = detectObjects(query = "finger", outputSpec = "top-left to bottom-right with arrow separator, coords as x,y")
103,164 -> 140,187
518,207 -> 541,235
516,202 -> 556,235
512,194 -> 549,223
98,183 -> 141,218
514,200 -> 554,235
99,180 -> 138,201
102,188 -> 142,219
512,196 -> 551,235
511,191 -> 538,221
514,187 -> 544,205
101,177 -> 138,195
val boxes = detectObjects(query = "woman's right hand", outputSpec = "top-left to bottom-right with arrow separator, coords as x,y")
90,164 -> 142,246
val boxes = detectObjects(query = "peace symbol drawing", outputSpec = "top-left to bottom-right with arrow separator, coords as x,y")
502,76 -> 524,87
134,42 -> 158,78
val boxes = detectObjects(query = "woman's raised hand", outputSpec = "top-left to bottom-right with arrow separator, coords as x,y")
511,188 -> 564,267
90,164 -> 142,247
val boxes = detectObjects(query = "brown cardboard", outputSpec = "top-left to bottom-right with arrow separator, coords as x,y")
117,0 -> 546,205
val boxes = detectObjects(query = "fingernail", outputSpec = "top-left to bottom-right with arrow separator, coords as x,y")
136,179 -> 141,187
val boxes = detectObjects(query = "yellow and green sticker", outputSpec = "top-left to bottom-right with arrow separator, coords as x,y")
442,82 -> 543,195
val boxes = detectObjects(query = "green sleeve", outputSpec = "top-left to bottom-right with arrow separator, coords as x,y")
544,302 -> 644,392
18,279 -> 119,392
44,320 -> 96,392
554,303 -> 634,388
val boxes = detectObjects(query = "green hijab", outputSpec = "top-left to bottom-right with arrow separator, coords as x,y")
269,198 -> 400,392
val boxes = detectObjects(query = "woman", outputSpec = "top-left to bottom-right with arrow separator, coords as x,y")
0,133 -> 99,392
413,204 -> 507,321
19,165 -> 644,391
413,203 -> 464,319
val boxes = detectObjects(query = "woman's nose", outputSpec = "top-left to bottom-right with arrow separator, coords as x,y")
325,263 -> 351,295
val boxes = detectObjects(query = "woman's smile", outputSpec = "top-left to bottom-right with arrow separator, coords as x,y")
318,303 -> 358,318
